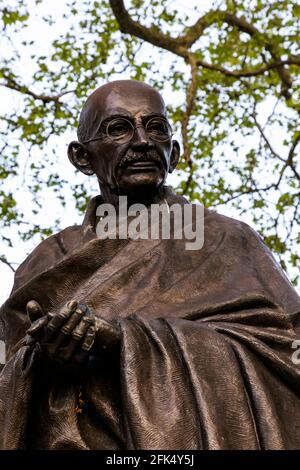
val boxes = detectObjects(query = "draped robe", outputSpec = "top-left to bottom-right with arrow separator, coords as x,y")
1,188 -> 300,449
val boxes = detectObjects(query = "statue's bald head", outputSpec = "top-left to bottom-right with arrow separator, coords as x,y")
77,80 -> 167,142
69,79 -> 180,202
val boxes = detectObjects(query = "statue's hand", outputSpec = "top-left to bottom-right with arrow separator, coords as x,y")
26,299 -> 96,366
25,300 -> 49,344
93,317 -> 120,353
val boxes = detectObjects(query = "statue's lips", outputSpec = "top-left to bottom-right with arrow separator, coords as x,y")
122,161 -> 161,171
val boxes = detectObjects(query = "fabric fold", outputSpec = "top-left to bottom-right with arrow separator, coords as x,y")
1,192 -> 300,449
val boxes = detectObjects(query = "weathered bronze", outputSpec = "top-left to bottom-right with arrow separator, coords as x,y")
0,80 -> 300,449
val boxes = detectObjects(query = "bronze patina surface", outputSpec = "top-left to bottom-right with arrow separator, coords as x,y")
0,80 -> 300,449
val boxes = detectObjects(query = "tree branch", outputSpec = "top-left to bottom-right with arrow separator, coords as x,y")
251,112 -> 286,163
286,132 -> 300,181
210,183 -> 275,206
181,55 -> 198,195
0,72 -> 75,104
0,255 -> 16,273
109,1 -> 299,96
196,58 -> 300,78
109,0 -> 189,59
181,10 -> 261,47
252,112 -> 300,181
184,10 -> 294,92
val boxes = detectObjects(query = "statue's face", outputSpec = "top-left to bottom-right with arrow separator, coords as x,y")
81,82 -> 178,195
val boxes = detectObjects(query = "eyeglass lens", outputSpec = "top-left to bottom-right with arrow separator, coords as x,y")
106,117 -> 172,143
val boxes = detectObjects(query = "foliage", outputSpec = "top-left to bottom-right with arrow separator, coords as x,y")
0,0 -> 299,283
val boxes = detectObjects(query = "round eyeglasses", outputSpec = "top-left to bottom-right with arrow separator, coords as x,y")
82,117 -> 173,145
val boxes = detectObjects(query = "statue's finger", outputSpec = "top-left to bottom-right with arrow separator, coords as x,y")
26,316 -> 48,336
95,317 -> 121,348
53,318 -> 93,363
81,325 -> 96,351
26,300 -> 44,323
71,316 -> 94,341
67,300 -> 78,311
45,301 -> 79,338
61,306 -> 92,335
45,312 -> 71,339
77,304 -> 91,315
47,313 -> 91,361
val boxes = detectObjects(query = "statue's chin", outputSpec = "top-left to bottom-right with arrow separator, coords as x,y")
116,167 -> 165,195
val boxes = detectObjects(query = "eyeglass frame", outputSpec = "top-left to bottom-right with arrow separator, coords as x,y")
81,115 -> 173,145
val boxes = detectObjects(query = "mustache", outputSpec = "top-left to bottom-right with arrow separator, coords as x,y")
118,149 -> 163,168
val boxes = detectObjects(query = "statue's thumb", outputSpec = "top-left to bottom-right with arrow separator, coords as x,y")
26,300 -> 44,323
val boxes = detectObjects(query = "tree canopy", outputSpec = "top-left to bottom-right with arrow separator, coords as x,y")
0,0 -> 299,284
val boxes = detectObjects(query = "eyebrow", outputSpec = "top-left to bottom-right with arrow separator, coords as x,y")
99,112 -> 167,128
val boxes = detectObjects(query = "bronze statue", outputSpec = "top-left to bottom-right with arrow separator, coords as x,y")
0,80 -> 300,449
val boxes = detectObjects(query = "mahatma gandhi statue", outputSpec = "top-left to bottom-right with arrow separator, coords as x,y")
0,80 -> 300,449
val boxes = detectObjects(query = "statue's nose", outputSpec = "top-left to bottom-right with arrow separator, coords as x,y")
131,125 -> 152,150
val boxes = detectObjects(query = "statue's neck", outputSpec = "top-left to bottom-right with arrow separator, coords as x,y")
99,183 -> 166,210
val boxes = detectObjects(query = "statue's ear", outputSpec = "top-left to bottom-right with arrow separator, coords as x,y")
169,140 -> 180,173
67,141 -> 94,175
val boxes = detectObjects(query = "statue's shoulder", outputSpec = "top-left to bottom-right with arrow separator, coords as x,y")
170,186 -> 265,249
13,225 -> 83,292
203,207 -> 264,249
